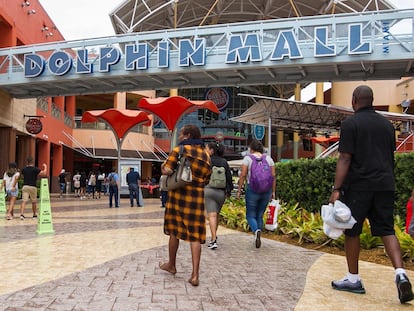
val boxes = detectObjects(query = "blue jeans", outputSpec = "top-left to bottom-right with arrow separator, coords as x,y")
60,183 -> 66,192
109,185 -> 119,207
160,190 -> 168,207
128,184 -> 141,206
245,186 -> 272,232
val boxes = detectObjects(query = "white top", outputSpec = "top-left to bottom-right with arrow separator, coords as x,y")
3,171 -> 20,191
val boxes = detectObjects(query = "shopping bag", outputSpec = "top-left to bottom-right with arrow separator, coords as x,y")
265,199 -> 280,231
321,201 -> 356,239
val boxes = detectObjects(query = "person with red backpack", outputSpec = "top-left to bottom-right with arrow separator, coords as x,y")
237,139 -> 275,248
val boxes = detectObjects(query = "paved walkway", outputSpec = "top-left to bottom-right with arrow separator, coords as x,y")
0,196 -> 412,310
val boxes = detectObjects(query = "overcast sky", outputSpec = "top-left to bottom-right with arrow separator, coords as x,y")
39,0 -> 413,40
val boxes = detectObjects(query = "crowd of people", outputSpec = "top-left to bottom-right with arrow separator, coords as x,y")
71,170 -> 107,200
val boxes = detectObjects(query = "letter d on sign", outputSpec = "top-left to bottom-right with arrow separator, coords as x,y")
24,54 -> 45,78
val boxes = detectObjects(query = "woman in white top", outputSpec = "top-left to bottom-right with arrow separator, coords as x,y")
237,139 -> 276,248
2,162 -> 20,220
73,171 -> 81,197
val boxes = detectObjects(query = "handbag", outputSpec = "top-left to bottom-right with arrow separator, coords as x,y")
161,146 -> 192,191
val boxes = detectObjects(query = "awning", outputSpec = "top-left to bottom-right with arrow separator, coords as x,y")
230,95 -> 414,132
138,96 -> 220,132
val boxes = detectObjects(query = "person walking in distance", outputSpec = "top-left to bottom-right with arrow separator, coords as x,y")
126,167 -> 142,207
20,156 -> 47,219
204,142 -> 233,250
87,170 -> 97,199
2,162 -> 20,220
96,170 -> 104,199
58,169 -> 66,198
73,171 -> 81,197
329,85 -> 413,304
159,175 -> 168,208
79,171 -> 87,199
108,168 -> 119,208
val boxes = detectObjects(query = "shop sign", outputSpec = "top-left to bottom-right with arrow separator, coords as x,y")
25,118 -> 43,134
205,88 -> 230,111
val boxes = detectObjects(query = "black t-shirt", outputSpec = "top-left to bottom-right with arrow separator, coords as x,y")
126,171 -> 140,185
22,166 -> 41,187
59,173 -> 65,183
339,107 -> 395,191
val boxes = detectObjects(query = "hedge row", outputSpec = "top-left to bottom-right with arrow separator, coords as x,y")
275,152 -> 414,223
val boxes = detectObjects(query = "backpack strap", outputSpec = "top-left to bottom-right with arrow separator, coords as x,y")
249,153 -> 263,162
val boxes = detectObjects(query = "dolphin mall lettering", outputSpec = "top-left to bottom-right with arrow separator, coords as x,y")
23,22 -> 389,78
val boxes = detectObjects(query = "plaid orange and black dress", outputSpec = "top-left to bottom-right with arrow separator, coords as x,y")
163,144 -> 211,243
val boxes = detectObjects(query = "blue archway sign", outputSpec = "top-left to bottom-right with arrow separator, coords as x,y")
253,124 -> 265,140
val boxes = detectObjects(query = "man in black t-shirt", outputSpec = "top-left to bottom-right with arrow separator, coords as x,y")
329,85 -> 413,304
19,156 -> 47,219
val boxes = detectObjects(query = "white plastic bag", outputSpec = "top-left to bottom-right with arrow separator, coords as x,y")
321,201 -> 356,239
265,199 -> 280,231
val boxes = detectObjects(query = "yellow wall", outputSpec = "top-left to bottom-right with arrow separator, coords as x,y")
72,130 -> 155,151
331,80 -> 401,108
396,78 -> 414,109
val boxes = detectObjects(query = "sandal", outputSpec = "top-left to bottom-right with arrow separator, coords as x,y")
6,215 -> 12,220
159,262 -> 177,275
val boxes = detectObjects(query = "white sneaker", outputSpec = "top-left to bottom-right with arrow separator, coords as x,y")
207,240 -> 218,250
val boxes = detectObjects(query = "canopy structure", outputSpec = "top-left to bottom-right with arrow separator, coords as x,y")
137,96 -> 220,132
82,109 -> 151,200
82,109 -> 151,139
110,0 -> 394,34
138,96 -> 220,149
310,136 -> 340,149
230,94 -> 414,134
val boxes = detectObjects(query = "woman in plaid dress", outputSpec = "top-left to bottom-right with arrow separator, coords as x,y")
159,124 -> 211,286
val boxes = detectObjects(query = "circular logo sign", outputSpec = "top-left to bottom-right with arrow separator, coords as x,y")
253,124 -> 265,140
205,88 -> 229,111
25,118 -> 43,134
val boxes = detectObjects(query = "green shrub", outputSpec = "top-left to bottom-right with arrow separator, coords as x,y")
275,153 -> 414,225
219,198 -> 249,232
219,199 -> 414,263
275,157 -> 336,214
395,226 -> 414,260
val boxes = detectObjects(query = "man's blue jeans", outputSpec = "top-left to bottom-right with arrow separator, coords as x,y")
109,185 -> 119,207
245,186 -> 272,232
128,183 -> 141,206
